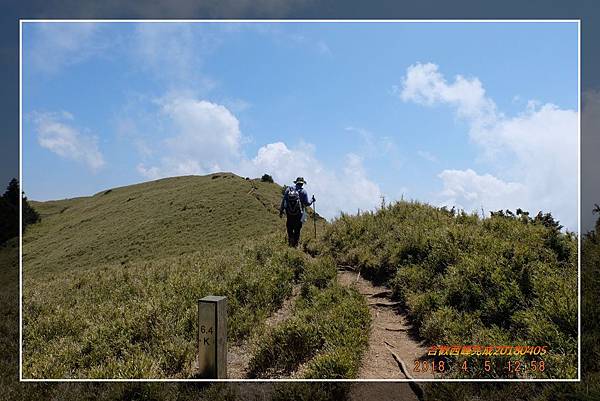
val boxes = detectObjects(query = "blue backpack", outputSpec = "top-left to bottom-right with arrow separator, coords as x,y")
285,186 -> 302,216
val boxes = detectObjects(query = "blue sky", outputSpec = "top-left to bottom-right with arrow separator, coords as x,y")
22,21 -> 579,228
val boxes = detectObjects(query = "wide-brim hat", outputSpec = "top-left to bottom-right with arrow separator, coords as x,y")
294,177 -> 306,184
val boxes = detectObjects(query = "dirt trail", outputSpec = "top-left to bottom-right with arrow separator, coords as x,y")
338,269 -> 433,381
228,286 -> 300,378
229,265 -> 433,393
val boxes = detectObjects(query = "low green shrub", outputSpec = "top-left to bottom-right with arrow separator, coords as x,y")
247,318 -> 323,377
248,278 -> 370,379
300,256 -> 337,297
303,347 -> 359,379
320,201 -> 578,378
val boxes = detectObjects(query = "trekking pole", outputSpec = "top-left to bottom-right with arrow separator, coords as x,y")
312,195 -> 317,239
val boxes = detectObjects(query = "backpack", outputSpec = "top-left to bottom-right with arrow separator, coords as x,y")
285,186 -> 302,216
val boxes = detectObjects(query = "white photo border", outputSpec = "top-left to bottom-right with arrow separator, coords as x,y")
19,18 -> 582,383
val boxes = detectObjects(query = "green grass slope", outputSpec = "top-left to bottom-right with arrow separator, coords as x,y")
4,233 -> 350,396
22,173 -> 341,379
25,173 -> 287,275
23,238 -> 296,378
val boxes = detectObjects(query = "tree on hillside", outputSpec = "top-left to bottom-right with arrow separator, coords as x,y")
0,179 -> 18,244
533,211 -> 563,232
3,178 -> 19,207
0,197 -> 16,245
22,193 -> 40,229
0,178 -> 40,245
261,174 -> 274,183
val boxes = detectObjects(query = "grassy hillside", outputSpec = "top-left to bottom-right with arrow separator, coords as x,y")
318,201 -> 578,379
4,236 -> 349,397
22,173 -> 350,379
25,173 -> 289,275
24,237 -> 292,378
248,255 -> 370,379
23,236 -> 369,379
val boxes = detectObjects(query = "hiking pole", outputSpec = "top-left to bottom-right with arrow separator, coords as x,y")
312,195 -> 317,239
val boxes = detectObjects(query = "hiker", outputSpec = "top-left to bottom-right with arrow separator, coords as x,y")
279,177 -> 315,247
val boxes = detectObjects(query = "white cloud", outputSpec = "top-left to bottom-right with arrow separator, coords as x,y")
31,112 -> 105,171
135,93 -> 382,219
239,143 -> 382,219
400,62 -> 578,230
28,23 -> 104,73
399,62 -> 499,128
136,94 -> 242,178
161,95 -> 242,159
438,169 -> 526,212
342,153 -> 383,211
137,159 -> 210,180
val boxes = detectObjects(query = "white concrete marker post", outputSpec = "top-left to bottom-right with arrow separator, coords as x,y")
197,296 -> 227,379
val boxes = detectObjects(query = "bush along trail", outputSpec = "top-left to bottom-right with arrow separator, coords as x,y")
316,200 -> 577,380
247,254 -> 371,379
228,250 -> 371,380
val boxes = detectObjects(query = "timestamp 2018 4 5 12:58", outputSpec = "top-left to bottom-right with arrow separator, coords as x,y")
413,358 -> 546,376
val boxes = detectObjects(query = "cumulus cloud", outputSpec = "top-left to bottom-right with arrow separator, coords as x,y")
239,142 -> 382,219
161,96 -> 242,160
399,62 -> 499,128
400,62 -> 578,230
137,94 -> 242,178
28,23 -> 104,73
136,94 -> 382,219
31,111 -> 105,171
438,169 -> 526,211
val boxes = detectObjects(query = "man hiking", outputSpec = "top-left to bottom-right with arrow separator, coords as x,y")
279,177 -> 315,247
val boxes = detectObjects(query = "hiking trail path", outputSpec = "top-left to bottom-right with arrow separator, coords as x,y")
227,261 -> 432,400
337,268 -> 433,381
338,268 -> 433,401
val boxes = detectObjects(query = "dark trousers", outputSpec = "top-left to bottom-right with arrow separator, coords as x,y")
286,214 -> 303,247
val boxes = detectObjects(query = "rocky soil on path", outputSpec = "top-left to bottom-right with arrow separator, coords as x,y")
338,269 -> 432,401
